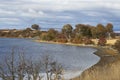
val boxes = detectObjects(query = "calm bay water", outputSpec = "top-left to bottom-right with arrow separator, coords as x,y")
0,38 -> 100,79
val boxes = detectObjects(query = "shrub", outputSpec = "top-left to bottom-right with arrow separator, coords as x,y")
71,38 -> 83,44
98,37 -> 107,46
56,39 -> 68,43
83,38 -> 94,45
114,40 -> 120,53
40,33 -> 48,40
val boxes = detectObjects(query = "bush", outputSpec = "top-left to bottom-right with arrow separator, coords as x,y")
71,38 -> 83,44
56,39 -> 68,43
83,38 -> 94,45
114,40 -> 120,53
40,33 -> 49,41
98,37 -> 107,46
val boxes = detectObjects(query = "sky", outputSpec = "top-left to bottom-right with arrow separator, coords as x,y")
0,0 -> 120,31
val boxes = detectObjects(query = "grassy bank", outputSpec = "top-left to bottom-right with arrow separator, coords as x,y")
35,40 -> 98,47
71,47 -> 120,80
35,40 -> 120,80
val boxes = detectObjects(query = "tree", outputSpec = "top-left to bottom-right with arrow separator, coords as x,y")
31,24 -> 40,30
49,61 -> 63,80
47,28 -> 58,41
62,24 -> 73,42
74,24 -> 92,38
96,24 -> 106,38
25,59 -> 42,80
106,23 -> 114,39
42,55 -> 51,80
106,23 -> 113,33
91,26 -> 97,38
41,55 -> 63,80
0,49 -> 64,80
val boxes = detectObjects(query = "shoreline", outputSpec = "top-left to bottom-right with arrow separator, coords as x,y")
71,46 -> 119,80
34,40 -> 119,80
0,38 -> 118,80
35,40 -> 120,80
34,40 -> 98,48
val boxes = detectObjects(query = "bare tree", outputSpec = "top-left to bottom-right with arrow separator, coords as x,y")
0,64 -> 8,80
5,49 -> 16,80
42,55 -> 51,80
0,49 -> 26,80
41,55 -> 63,80
0,49 -> 64,80
17,53 -> 26,80
49,61 -> 63,80
25,59 -> 42,80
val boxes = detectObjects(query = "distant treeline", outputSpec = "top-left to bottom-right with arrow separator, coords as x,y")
0,23 -> 115,45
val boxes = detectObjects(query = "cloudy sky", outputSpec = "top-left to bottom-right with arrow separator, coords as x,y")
0,0 -> 120,31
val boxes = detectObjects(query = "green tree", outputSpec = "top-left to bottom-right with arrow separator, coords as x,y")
47,28 -> 58,41
62,24 -> 73,42
106,23 -> 114,39
74,24 -> 92,37
91,26 -> 97,38
31,24 -> 40,30
96,24 -> 106,38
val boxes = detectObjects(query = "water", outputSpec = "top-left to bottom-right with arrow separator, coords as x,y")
0,38 -> 100,79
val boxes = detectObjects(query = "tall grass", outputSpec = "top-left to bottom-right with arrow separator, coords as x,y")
78,60 -> 120,80
71,47 -> 120,80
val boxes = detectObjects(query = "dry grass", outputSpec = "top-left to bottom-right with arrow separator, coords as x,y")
77,59 -> 120,80
71,47 -> 120,80
92,39 -> 118,45
106,39 -> 118,45
35,39 -> 120,80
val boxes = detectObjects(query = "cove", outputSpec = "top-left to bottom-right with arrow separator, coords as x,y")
0,38 -> 100,79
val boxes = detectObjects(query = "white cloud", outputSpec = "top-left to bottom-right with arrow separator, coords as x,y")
81,11 -> 108,17
0,18 -> 20,21
0,18 -> 21,25
0,9 -> 15,15
56,16 -> 73,19
19,9 -> 46,18
0,0 -> 120,30
0,0 -> 119,12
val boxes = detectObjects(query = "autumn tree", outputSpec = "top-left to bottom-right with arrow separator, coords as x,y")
62,24 -> 73,42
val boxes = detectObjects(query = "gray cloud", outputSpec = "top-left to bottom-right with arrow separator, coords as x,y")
0,0 -> 120,30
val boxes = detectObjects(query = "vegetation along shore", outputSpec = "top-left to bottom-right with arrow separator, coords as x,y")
0,23 -> 120,80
